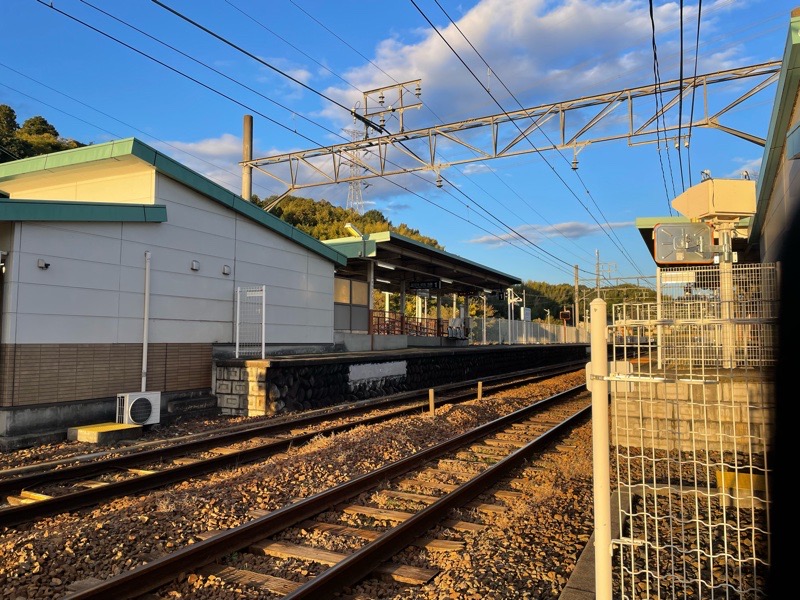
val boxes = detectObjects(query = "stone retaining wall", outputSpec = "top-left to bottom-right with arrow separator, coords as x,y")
214,344 -> 589,417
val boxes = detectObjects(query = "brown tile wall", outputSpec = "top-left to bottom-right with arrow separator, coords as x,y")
0,343 -> 212,407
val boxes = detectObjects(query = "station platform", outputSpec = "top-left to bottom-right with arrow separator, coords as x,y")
212,343 -> 592,418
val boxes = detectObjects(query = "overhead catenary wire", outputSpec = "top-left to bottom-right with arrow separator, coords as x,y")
167,0 -> 586,273
409,0 -> 645,278
427,0 -> 643,276
29,0 -> 581,274
149,0 -> 387,136
649,0 -> 677,214
687,0 -> 703,187
283,0 -> 596,265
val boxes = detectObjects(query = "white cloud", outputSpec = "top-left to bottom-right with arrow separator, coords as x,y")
724,156 -> 762,180
315,0 -> 754,136
469,219 -> 633,245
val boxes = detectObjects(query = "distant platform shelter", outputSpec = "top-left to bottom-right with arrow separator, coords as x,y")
323,230 -> 521,350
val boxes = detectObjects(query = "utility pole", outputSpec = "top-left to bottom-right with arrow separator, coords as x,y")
595,250 -> 600,299
242,114 -> 253,201
574,265 -> 579,328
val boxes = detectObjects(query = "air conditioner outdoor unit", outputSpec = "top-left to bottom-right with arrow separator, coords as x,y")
116,391 -> 162,425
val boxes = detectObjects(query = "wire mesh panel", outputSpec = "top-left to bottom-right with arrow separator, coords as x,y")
609,263 -> 776,599
235,285 -> 266,359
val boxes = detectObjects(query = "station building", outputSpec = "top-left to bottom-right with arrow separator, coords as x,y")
0,137 -> 538,448
0,138 -> 350,447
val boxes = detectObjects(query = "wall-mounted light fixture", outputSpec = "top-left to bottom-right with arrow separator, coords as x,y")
37,258 -> 50,270
0,251 -> 6,275
376,261 -> 395,270
375,277 -> 391,284
222,265 -> 231,276
191,260 -> 200,271
483,289 -> 492,294
440,278 -> 453,284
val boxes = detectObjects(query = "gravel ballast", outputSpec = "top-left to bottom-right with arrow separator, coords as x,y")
1,372 -> 596,599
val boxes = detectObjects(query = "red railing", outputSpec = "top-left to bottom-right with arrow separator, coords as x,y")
369,311 -> 467,338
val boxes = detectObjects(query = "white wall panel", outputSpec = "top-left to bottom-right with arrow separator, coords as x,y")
17,284 -> 120,317
307,290 -> 334,311
308,273 -> 334,294
19,224 -> 123,263
234,239 -> 310,273
16,252 -> 122,292
117,316 -> 231,344
307,254 -> 330,277
15,314 -> 120,344
5,172 -> 337,345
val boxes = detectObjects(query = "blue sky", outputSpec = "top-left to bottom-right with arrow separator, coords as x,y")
0,0 -> 794,286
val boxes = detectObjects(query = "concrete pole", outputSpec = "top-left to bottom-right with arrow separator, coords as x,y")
482,295 -> 487,345
590,298 -> 612,600
367,261 -> 375,311
141,251 -> 151,392
574,264 -> 579,328
242,114 -> 253,201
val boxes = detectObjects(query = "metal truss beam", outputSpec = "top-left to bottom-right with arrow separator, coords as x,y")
245,62 -> 780,195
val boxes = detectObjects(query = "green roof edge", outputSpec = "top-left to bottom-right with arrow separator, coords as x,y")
0,138 -> 347,266
324,230 -> 520,282
750,12 -> 800,249
0,199 -> 167,223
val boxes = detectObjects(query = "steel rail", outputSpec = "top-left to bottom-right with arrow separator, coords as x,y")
0,363 -> 583,527
285,399 -> 591,598
0,360 -> 581,489
64,385 -> 585,599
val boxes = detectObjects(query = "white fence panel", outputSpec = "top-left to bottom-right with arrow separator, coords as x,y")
235,285 -> 266,359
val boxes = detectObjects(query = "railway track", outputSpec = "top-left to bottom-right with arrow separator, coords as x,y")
64,385 -> 590,599
0,361 -> 585,528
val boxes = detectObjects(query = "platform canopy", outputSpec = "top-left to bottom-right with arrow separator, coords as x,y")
323,230 -> 521,295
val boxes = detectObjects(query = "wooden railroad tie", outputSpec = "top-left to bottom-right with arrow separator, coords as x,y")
5,490 -> 52,505
250,540 -> 439,585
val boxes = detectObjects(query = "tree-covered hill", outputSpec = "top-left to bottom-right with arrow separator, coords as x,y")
0,104 -> 85,162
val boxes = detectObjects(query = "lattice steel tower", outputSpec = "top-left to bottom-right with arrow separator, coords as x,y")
343,128 -> 365,214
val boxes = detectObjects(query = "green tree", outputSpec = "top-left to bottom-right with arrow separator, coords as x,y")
0,104 -> 86,164
251,193 -> 443,249
20,115 -> 59,137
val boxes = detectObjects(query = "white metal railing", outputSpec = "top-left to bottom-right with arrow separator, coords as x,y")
469,316 -> 590,345
590,263 -> 777,600
235,285 -> 266,359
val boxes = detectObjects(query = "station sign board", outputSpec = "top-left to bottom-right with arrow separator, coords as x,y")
409,280 -> 440,290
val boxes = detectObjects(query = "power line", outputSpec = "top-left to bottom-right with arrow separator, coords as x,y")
22,3 -> 581,276
35,0 -> 326,150
286,1 -> 596,264
76,0 -> 348,143
149,0 -> 386,135
687,0 -> 703,187
648,0 -> 677,214
410,0 -> 645,277
428,0 -> 639,273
